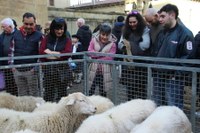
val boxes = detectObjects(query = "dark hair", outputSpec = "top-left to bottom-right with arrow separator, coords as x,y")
123,11 -> 147,39
12,19 -> 17,28
159,4 -> 179,19
72,34 -> 80,40
22,12 -> 36,22
117,16 -> 125,22
48,17 -> 67,39
93,24 -> 101,33
99,23 -> 112,35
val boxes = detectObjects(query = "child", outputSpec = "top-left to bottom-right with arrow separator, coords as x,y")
88,23 -> 117,97
71,34 -> 83,83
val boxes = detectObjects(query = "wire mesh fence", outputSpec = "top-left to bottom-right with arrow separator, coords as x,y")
0,52 -> 200,132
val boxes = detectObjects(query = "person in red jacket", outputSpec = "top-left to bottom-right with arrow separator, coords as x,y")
40,17 -> 72,102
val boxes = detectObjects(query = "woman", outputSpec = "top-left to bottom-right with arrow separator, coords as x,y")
119,11 -> 151,100
88,23 -> 116,97
39,18 -> 72,102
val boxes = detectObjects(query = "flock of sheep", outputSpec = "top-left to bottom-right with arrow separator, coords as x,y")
0,92 -> 192,133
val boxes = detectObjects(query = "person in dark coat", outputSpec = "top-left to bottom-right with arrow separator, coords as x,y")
76,18 -> 92,51
0,18 -> 18,95
112,16 -> 125,60
39,17 -> 72,102
194,31 -> 200,59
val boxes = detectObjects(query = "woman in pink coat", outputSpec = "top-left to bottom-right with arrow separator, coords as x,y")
88,23 -> 117,97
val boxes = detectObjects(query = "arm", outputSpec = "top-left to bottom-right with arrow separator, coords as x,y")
139,27 -> 150,51
99,43 -> 116,60
179,31 -> 195,59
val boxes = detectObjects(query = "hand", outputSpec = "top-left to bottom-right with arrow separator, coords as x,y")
121,46 -> 127,53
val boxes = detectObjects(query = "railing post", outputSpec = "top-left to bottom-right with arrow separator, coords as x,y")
83,52 -> 89,95
191,71 -> 197,132
147,67 -> 152,99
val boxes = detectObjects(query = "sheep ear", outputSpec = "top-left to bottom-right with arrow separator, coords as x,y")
66,99 -> 75,105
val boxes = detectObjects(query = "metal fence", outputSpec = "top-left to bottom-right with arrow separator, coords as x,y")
0,52 -> 200,132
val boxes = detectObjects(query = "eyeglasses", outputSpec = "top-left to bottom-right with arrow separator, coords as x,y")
54,18 -> 65,23
24,23 -> 34,26
128,11 -> 139,15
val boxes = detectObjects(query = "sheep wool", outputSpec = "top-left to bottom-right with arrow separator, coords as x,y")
130,106 -> 192,133
14,129 -> 40,133
0,92 -> 96,133
73,95 -> 115,132
76,99 -> 157,133
0,92 -> 45,112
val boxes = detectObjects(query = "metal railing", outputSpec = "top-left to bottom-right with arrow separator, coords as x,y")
0,52 -> 200,132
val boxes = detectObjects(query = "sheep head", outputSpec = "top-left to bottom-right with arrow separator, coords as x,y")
60,92 -> 97,115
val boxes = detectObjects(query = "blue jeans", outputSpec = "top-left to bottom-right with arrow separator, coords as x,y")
152,77 -> 166,106
153,76 -> 184,109
165,78 -> 184,109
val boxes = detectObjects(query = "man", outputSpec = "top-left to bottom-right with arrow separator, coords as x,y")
76,18 -> 92,51
12,12 -> 43,96
144,8 -> 163,56
0,18 -> 18,95
152,4 -> 195,109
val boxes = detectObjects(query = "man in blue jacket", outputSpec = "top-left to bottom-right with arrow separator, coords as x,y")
12,12 -> 43,96
152,4 -> 195,109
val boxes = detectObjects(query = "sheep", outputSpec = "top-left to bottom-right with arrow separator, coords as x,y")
75,99 -> 157,133
14,129 -> 40,133
73,95 -> 115,132
34,95 -> 115,132
130,106 -> 192,133
0,92 -> 45,112
0,92 -> 96,133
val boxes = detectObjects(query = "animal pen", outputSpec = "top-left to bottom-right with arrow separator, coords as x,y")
0,52 -> 200,132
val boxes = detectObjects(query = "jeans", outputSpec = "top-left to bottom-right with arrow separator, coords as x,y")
153,75 -> 184,109
165,78 -> 184,109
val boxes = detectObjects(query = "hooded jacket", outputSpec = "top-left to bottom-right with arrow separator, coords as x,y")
77,25 -> 92,51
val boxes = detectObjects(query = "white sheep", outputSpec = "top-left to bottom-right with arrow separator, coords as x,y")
130,106 -> 192,133
13,129 -> 40,133
0,92 -> 96,133
75,99 -> 157,133
73,95 -> 115,132
34,95 -> 115,132
0,92 -> 45,112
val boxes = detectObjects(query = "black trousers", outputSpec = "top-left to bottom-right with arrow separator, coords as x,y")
89,73 -> 107,97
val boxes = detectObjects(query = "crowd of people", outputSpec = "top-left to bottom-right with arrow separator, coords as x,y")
0,4 -> 199,108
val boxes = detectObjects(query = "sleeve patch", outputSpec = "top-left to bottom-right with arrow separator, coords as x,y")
186,41 -> 193,50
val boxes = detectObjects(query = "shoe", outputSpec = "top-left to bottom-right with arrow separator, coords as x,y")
75,72 -> 83,84
67,86 -> 70,90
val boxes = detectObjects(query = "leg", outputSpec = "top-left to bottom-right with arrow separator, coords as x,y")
165,78 -> 184,109
13,70 -> 29,96
3,69 -> 18,96
152,76 -> 166,106
98,74 -> 107,97
26,71 -> 39,96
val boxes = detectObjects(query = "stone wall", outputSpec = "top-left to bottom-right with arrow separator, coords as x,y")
0,0 -> 48,32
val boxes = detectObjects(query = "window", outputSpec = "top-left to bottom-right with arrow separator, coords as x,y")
49,0 -> 54,6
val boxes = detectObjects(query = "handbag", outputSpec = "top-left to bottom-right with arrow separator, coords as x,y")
0,71 -> 5,90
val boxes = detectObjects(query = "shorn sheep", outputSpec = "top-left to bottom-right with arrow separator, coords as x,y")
75,99 -> 157,133
0,92 -> 96,133
0,92 -> 45,112
130,106 -> 192,133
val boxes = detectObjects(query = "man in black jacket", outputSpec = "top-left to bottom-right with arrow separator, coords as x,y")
152,4 -> 195,109
76,18 -> 92,51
